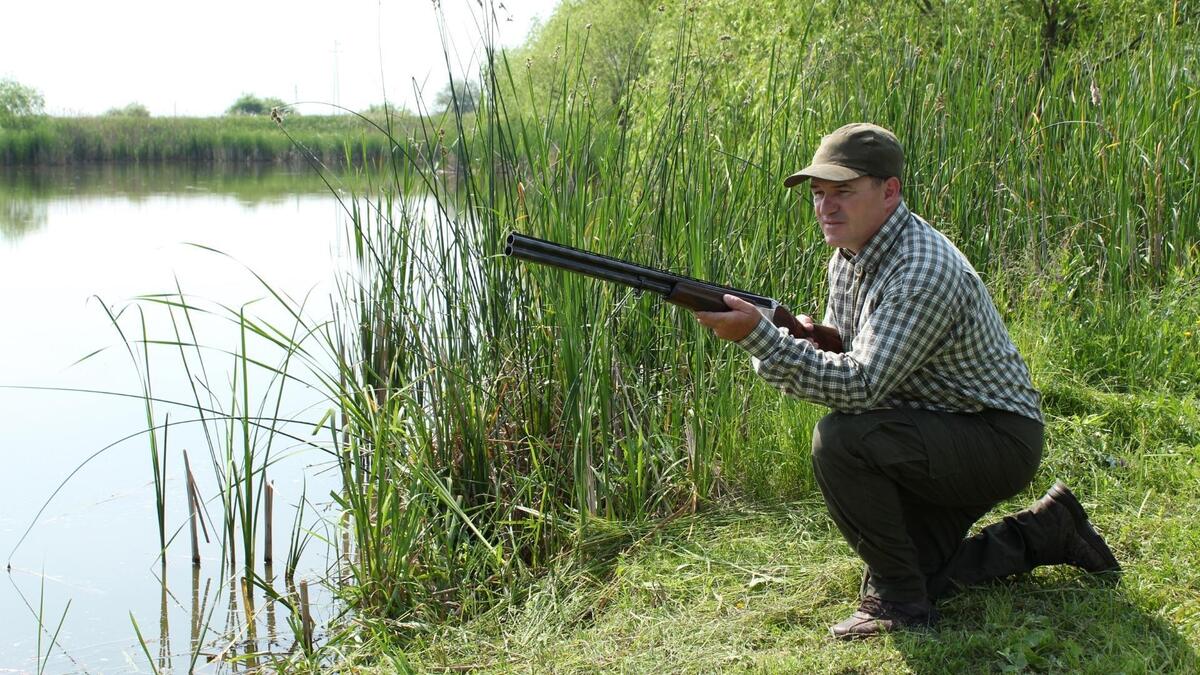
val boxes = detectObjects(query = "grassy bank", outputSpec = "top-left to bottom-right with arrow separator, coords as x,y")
0,112 -> 445,165
101,0 -> 1200,670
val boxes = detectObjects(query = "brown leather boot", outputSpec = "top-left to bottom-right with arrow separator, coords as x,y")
829,596 -> 937,640
1032,481 -> 1121,575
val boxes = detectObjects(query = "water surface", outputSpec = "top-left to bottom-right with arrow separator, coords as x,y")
1,164 -> 357,672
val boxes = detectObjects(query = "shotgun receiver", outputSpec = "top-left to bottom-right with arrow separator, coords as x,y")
504,231 -> 843,352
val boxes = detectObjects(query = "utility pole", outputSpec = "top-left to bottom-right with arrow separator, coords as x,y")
331,40 -> 342,111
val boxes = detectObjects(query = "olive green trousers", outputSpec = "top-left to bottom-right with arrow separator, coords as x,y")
811,408 -> 1044,603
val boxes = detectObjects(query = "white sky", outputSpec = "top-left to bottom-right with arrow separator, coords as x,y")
1,0 -> 560,116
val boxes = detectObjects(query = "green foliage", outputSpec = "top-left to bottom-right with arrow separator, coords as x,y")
102,102 -> 151,117
0,78 -> 45,127
226,93 -> 288,116
1006,0 -> 1168,49
500,0 -> 656,123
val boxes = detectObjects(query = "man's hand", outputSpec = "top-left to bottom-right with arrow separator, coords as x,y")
694,294 -> 763,342
777,307 -> 839,351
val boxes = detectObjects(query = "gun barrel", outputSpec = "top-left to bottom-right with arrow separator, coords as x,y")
507,232 -> 678,289
505,232 -> 777,309
506,244 -> 674,296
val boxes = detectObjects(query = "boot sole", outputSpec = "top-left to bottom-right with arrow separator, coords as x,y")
1047,481 -> 1122,574
829,616 -> 938,641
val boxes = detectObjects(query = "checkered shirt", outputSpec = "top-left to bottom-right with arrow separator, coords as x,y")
736,201 -> 1042,422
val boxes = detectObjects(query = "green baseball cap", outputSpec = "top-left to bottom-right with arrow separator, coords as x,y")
783,123 -> 904,187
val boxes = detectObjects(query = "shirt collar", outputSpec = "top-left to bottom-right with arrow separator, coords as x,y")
841,200 -> 909,272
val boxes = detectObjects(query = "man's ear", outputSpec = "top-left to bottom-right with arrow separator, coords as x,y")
884,176 -> 902,204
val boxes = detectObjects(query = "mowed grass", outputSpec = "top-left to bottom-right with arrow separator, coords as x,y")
404,504 -> 1199,673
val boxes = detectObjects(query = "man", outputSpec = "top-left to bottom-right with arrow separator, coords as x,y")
694,123 -> 1120,639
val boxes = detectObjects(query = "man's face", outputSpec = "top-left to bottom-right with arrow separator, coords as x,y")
808,176 -> 899,253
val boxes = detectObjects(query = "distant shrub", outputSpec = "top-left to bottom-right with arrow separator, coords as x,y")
0,78 -> 45,127
103,102 -> 151,117
226,94 -> 288,116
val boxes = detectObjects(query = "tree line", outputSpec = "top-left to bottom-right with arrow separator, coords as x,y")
0,77 -> 481,126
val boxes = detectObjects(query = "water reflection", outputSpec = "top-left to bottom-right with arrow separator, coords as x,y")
191,566 -> 209,657
159,563 -> 171,673
0,163 -> 355,244
7,559 -> 314,672
0,195 -> 47,239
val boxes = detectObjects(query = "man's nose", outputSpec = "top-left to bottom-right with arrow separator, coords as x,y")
818,195 -> 839,215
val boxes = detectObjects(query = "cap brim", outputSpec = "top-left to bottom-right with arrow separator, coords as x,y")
783,164 -> 865,188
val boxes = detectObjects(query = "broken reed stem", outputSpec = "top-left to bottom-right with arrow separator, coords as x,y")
264,481 -> 274,566
184,450 -> 200,566
183,451 -> 211,541
299,580 -> 313,652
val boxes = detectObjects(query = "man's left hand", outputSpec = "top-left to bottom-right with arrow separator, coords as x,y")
694,294 -> 762,342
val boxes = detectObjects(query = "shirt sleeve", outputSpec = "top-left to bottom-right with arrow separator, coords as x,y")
734,284 -> 961,412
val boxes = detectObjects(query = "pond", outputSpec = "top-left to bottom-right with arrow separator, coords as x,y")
0,163 -> 363,672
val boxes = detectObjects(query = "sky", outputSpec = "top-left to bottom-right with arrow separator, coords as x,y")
1,0 -> 560,117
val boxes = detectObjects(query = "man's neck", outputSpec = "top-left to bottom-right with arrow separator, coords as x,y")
841,200 -> 905,258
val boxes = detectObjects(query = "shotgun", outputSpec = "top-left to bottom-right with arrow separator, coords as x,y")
504,231 -> 843,352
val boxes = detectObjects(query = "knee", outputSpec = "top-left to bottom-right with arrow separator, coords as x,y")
812,412 -> 854,470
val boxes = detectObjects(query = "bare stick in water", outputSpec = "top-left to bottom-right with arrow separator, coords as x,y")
299,580 -> 313,652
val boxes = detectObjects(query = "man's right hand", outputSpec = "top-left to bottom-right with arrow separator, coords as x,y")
802,315 -> 845,353
773,306 -> 845,353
